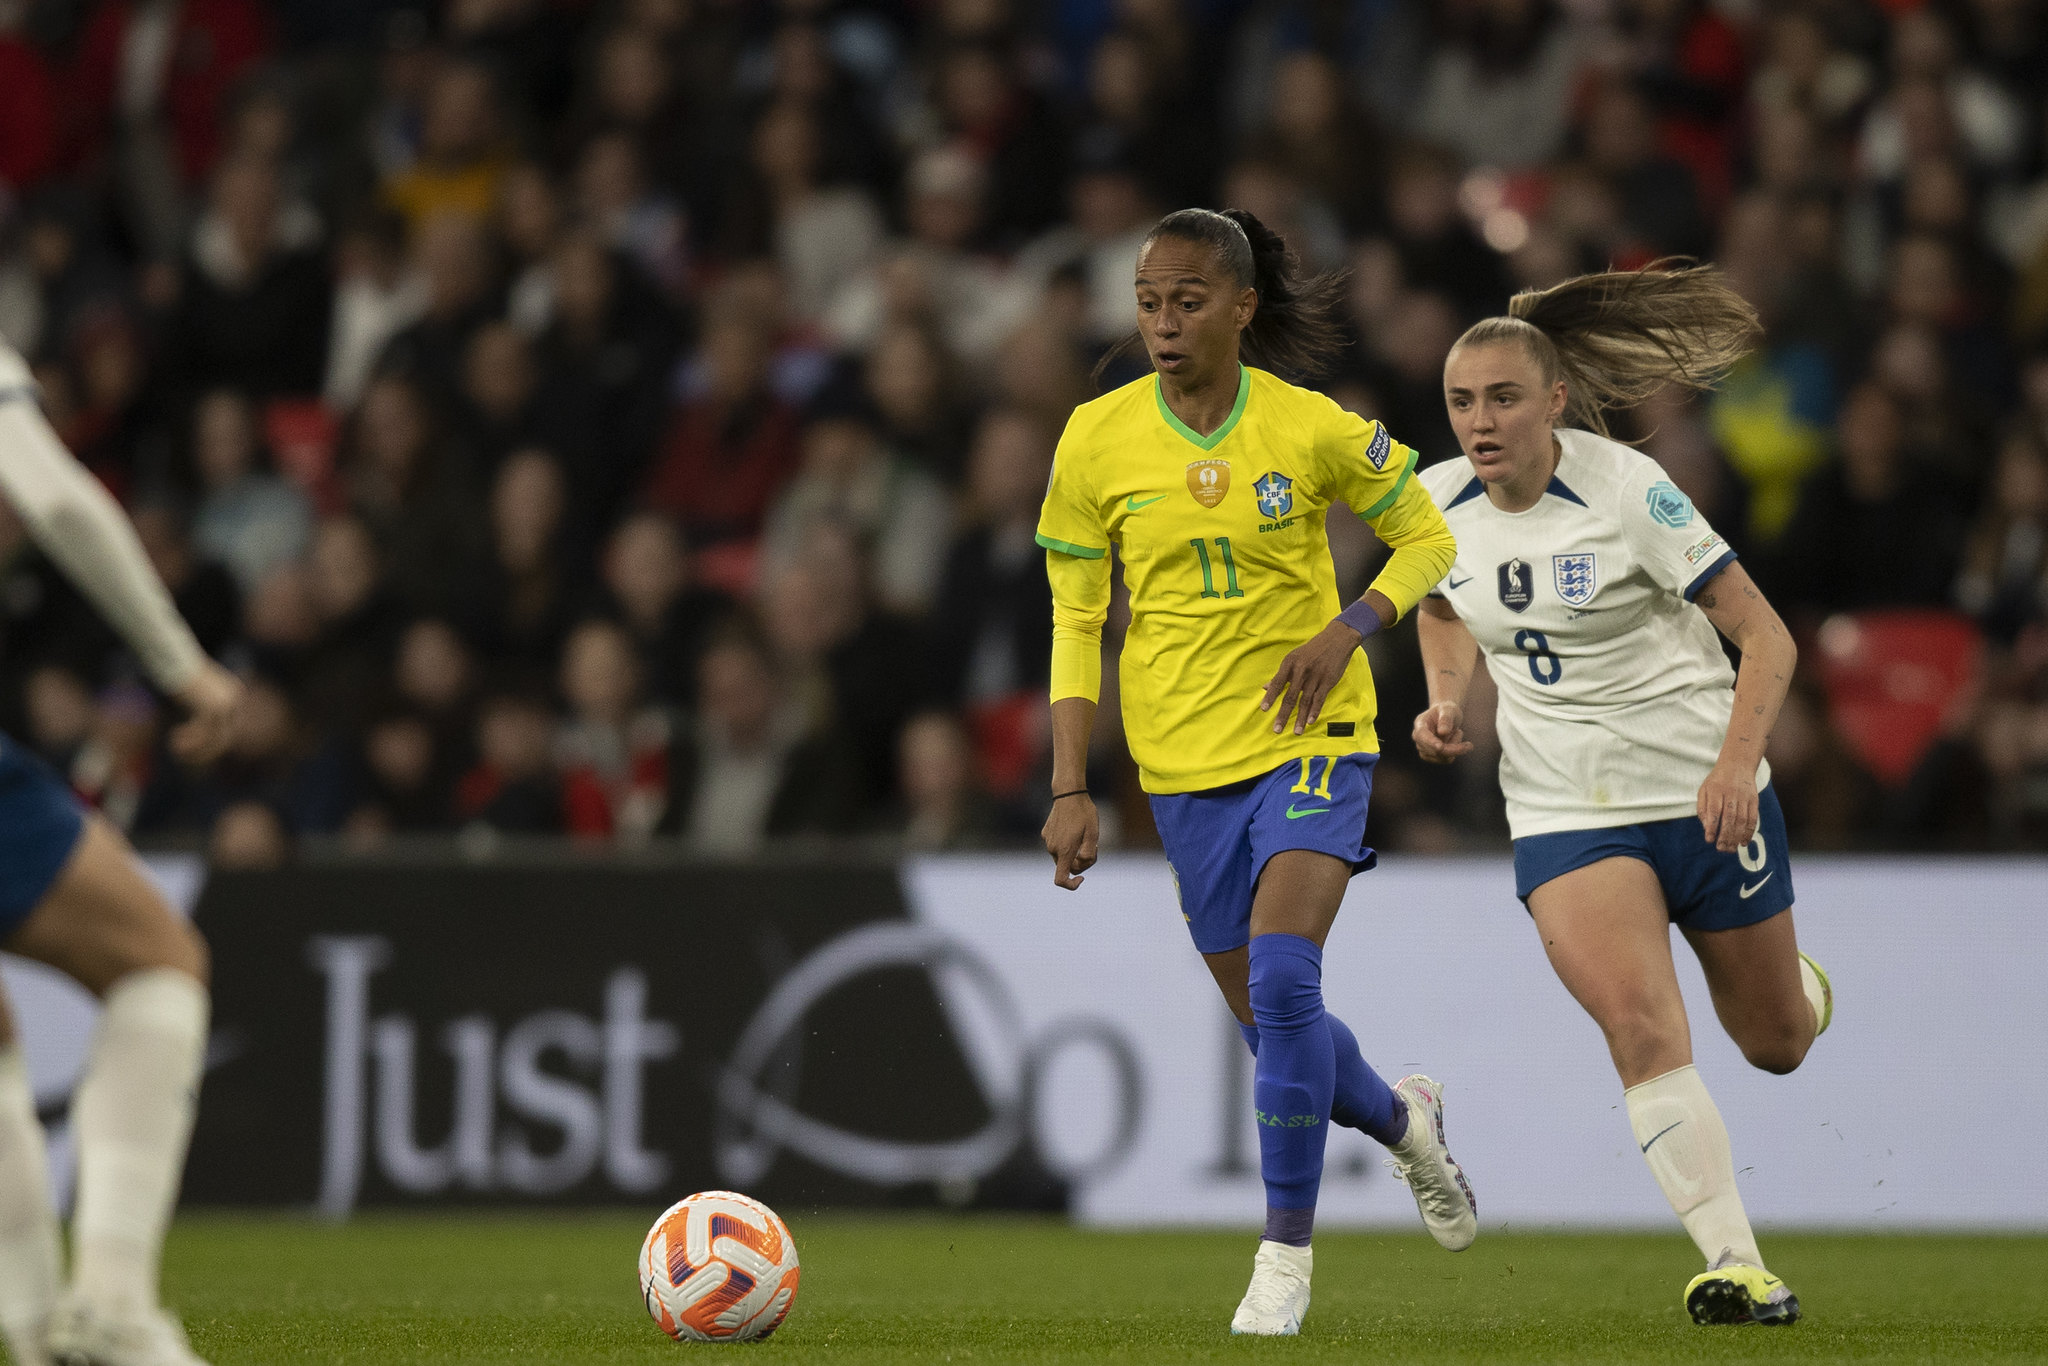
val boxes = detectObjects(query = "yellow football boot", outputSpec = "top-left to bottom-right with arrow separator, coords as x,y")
1685,1258 -> 1801,1326
1800,951 -> 1833,1036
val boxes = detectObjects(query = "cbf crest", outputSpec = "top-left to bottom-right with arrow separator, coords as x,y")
1186,460 -> 1230,508
1552,553 -> 1596,606
1498,558 -> 1534,613
1253,471 -> 1294,519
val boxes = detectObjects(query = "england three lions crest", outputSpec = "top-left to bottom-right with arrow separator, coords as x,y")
1553,553 -> 1596,606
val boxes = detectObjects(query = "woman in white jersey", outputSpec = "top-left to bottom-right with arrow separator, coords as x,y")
1411,265 -> 1831,1327
0,342 -> 239,1366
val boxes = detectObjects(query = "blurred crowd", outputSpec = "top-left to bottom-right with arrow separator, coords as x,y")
1,0 -> 2047,864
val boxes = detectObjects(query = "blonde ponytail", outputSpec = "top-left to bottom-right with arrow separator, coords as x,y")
1456,260 -> 1762,436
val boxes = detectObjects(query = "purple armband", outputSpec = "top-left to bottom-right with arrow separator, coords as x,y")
1336,597 -> 1384,641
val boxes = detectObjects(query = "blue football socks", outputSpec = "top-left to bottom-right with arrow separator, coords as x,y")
1239,997 -> 1407,1148
1248,933 -> 1334,1244
1326,1012 -> 1407,1146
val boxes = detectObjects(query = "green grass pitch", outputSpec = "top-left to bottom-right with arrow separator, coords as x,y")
151,1214 -> 2047,1365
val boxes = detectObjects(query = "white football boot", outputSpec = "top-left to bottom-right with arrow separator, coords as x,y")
1229,1240 -> 1312,1336
1385,1074 -> 1479,1251
44,1295 -> 208,1366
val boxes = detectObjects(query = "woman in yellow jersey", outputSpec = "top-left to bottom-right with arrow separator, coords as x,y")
1035,208 -> 1476,1336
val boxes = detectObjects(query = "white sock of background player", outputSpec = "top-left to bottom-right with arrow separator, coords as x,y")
69,969 -> 208,1314
1624,1064 -> 1766,1269
0,1043 -> 61,1349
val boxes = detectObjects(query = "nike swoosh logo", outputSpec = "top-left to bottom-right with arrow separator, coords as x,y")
1446,573 -> 1472,588
1640,1120 -> 1683,1153
1284,805 -> 1330,819
1739,873 -> 1774,899
1125,494 -> 1166,511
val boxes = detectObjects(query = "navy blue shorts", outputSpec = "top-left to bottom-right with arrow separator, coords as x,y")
1511,784 -> 1794,932
0,732 -> 86,937
1150,753 -> 1378,955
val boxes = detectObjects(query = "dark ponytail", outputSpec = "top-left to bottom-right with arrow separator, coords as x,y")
1223,210 -> 1349,381
1093,207 -> 1349,387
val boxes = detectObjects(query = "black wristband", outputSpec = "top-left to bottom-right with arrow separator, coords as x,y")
1051,789 -> 1090,802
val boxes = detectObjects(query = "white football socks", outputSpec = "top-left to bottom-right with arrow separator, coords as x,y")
1623,1064 -> 1764,1270
0,1044 -> 61,1349
70,969 -> 208,1314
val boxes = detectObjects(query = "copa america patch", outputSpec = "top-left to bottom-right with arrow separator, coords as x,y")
1552,553 -> 1596,606
1364,424 -> 1391,471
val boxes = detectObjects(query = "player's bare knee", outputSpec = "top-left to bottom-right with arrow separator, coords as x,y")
1598,1001 -> 1687,1079
1599,996 -> 1681,1047
1738,1023 -> 1809,1075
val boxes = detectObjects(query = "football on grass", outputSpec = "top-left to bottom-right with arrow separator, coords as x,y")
639,1190 -> 801,1342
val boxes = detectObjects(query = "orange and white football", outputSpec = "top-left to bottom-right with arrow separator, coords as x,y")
638,1190 -> 801,1343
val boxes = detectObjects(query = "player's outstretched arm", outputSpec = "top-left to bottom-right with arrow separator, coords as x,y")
1041,697 -> 1099,890
1414,597 -> 1478,764
0,358 -> 242,759
1691,560 -> 1796,852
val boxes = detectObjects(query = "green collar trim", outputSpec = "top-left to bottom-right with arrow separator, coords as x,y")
1035,532 -> 1108,560
1154,366 -> 1250,451
1356,446 -> 1420,520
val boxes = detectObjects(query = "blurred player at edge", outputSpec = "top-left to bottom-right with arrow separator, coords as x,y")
0,342 -> 240,1366
1413,264 -> 1833,1327
1036,208 -> 1476,1337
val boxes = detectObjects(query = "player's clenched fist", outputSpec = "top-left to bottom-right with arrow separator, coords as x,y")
170,659 -> 245,764
1413,701 -> 1473,764
1695,759 -> 1760,852
1041,792 -> 1098,891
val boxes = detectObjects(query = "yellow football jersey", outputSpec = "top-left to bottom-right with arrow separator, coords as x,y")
1038,365 -> 1456,794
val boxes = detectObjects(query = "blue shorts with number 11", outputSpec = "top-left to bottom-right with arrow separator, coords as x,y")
1149,753 -> 1378,955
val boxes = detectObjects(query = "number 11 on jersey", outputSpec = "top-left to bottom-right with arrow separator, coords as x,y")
1189,538 -> 1244,599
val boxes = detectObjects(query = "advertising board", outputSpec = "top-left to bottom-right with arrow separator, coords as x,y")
905,855 -> 2048,1228
10,853 -> 2043,1227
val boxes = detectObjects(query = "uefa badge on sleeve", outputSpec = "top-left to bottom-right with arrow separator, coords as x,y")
1645,481 -> 1694,528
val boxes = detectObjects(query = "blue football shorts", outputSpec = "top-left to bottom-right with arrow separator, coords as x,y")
1511,784 -> 1795,931
0,731 -> 86,937
1149,753 -> 1378,955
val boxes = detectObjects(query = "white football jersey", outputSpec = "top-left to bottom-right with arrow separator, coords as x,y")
1418,428 -> 1765,838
